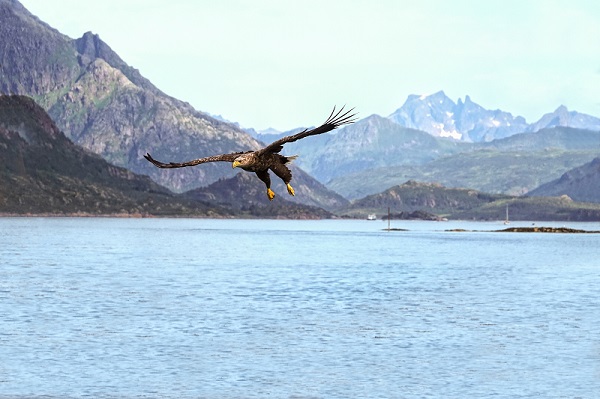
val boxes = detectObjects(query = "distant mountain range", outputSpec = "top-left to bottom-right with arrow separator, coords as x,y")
327,127 -> 600,200
387,91 -> 600,142
250,93 -> 600,199
274,114 -> 469,183
256,91 -> 600,144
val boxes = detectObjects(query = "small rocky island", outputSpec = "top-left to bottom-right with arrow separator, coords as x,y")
446,226 -> 600,233
495,226 -> 600,233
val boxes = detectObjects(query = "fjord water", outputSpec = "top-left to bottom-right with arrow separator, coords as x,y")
1,218 -> 599,398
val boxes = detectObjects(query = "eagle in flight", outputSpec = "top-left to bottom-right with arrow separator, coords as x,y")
144,106 -> 357,201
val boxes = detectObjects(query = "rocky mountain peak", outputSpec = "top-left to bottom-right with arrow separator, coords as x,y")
389,92 -> 530,142
527,105 -> 600,132
390,91 -> 600,143
388,91 -> 461,140
75,31 -> 113,66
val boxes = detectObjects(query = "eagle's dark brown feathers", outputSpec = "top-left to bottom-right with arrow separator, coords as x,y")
143,152 -> 248,169
260,106 -> 357,154
144,106 -> 357,200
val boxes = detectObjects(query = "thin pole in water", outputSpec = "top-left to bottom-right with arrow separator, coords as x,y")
388,207 -> 391,231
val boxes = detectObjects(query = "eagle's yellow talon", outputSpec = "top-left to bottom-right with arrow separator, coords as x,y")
267,188 -> 275,201
286,183 -> 295,196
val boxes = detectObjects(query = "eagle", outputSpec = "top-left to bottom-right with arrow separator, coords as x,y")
144,106 -> 357,201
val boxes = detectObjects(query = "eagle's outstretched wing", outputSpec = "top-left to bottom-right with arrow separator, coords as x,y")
261,106 -> 357,154
144,151 -> 248,169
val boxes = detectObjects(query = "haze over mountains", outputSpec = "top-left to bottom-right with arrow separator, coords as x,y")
1,0 -> 600,219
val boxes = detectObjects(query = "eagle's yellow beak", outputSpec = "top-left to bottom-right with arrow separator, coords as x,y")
232,160 -> 240,168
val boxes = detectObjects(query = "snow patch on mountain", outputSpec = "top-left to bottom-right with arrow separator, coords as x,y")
388,91 -> 600,142
388,91 -> 530,142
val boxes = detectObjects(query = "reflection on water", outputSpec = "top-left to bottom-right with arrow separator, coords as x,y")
1,218 -> 599,398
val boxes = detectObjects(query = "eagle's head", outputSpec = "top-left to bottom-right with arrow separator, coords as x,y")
232,153 -> 255,169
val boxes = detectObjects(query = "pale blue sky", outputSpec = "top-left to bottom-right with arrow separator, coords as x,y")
19,0 -> 600,130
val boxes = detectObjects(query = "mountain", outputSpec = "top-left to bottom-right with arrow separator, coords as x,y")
325,125 -> 600,200
0,95 -> 231,216
262,100 -> 600,195
527,157 -> 600,203
0,0 -> 261,194
527,106 -> 600,133
388,91 -> 529,142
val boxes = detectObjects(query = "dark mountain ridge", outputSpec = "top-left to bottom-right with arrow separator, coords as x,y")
0,95 -> 230,216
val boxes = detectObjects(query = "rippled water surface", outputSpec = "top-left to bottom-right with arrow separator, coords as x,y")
1,218 -> 599,398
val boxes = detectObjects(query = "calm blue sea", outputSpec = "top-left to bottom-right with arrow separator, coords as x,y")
1,217 -> 599,398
